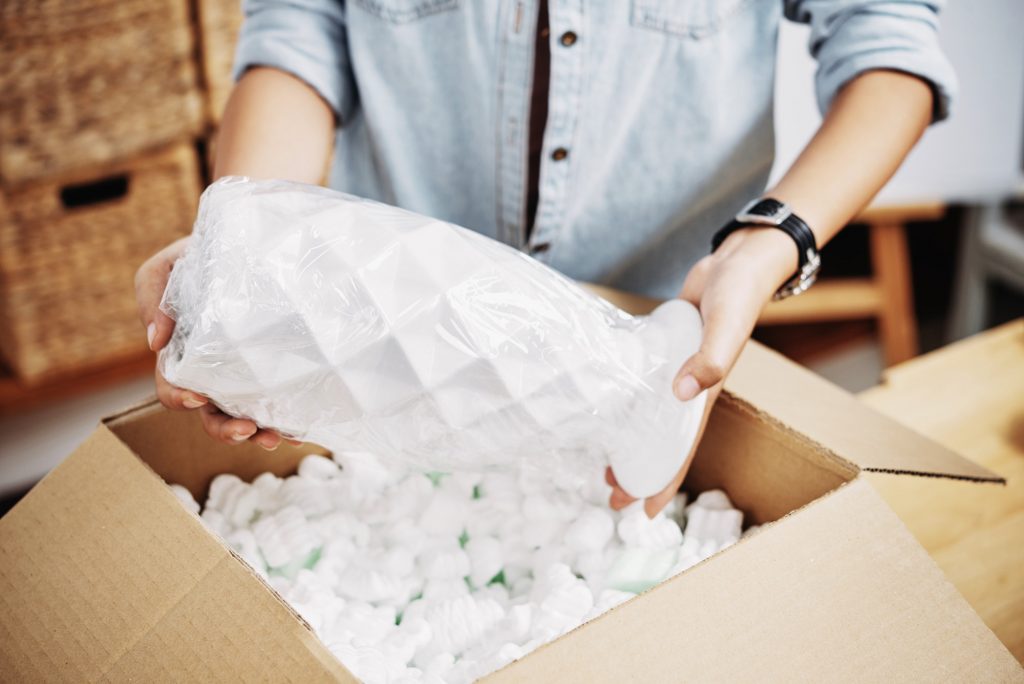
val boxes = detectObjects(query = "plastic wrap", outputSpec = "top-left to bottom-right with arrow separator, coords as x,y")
159,178 -> 706,497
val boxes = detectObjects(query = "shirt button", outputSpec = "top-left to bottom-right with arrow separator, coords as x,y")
560,31 -> 577,47
551,147 -> 569,161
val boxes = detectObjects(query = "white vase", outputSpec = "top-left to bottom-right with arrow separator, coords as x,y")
160,178 -> 706,497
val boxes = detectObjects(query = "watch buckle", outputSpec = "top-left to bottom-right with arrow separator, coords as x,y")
735,198 -> 792,226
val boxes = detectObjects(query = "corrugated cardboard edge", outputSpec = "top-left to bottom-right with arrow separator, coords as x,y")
0,423 -> 354,682
727,341 -> 1005,484
718,390 -> 860,481
103,394 -> 173,426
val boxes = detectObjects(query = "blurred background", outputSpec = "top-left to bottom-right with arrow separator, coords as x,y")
0,1 -> 1022,500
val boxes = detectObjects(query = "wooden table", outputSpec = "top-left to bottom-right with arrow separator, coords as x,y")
859,319 -> 1024,663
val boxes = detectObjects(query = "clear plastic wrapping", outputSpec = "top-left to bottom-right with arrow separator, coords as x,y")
160,178 -> 706,497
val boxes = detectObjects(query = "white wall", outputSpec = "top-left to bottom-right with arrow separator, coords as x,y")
771,0 -> 1024,205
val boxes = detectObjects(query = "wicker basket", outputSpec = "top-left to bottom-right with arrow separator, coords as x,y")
197,0 -> 244,123
0,144 -> 201,384
0,0 -> 204,185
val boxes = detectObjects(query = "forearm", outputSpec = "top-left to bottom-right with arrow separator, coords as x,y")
768,69 -> 934,251
214,67 -> 336,183
671,70 -> 936,406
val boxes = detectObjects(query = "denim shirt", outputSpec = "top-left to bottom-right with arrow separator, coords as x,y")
234,0 -> 954,298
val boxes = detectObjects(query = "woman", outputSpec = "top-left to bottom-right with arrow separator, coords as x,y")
136,0 -> 954,515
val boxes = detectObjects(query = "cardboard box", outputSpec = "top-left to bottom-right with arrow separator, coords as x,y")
1,340 -> 1021,681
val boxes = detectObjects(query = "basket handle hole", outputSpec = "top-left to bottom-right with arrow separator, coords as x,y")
59,174 -> 130,209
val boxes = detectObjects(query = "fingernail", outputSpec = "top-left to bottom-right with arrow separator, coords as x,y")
182,394 -> 206,409
146,323 -> 157,350
231,430 -> 255,442
674,374 -> 700,401
258,441 -> 279,451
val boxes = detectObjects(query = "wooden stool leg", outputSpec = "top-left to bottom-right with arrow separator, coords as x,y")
869,222 -> 919,365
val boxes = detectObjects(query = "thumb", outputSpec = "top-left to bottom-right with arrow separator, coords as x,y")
672,295 -> 755,401
146,309 -> 176,353
135,238 -> 187,351
672,347 -> 729,402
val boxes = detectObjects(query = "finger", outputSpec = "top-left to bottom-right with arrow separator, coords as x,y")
672,347 -> 730,401
219,416 -> 260,444
643,478 -> 682,518
253,429 -> 283,451
135,238 -> 188,351
605,468 -> 637,510
199,404 -> 257,444
642,449 -> 691,518
672,293 -> 757,401
146,310 -> 176,353
609,486 -> 636,511
154,370 -> 207,411
199,404 -> 231,442
645,386 -> 722,517
154,370 -> 178,409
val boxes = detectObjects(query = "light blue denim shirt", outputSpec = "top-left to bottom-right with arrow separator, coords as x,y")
234,0 -> 954,298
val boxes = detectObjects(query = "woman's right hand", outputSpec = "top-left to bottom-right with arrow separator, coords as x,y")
134,237 -> 289,450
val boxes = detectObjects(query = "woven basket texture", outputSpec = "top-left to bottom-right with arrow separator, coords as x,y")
0,0 -> 204,185
0,144 -> 201,384
197,0 -> 244,123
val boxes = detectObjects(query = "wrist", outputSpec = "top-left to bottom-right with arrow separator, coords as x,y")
715,226 -> 800,290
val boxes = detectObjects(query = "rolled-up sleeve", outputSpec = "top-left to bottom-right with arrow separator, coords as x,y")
233,0 -> 356,124
784,0 -> 957,122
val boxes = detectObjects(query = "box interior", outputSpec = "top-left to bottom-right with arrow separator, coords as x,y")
4,382 -> 1012,682
107,391 -> 856,527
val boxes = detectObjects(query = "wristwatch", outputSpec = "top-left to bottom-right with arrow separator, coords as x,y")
711,198 -> 821,300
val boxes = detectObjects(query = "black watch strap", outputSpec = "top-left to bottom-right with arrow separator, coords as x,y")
711,199 -> 822,300
711,212 -> 818,270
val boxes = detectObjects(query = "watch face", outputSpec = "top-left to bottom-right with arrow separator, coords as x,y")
735,198 -> 792,226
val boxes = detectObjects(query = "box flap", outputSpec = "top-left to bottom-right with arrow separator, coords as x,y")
485,478 -> 1021,682
0,425 -> 354,682
103,397 -> 328,502
725,341 -> 1003,483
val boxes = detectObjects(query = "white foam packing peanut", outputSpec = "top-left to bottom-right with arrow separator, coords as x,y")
169,484 -> 200,515
464,536 -> 504,588
174,454 -> 747,683
252,505 -> 322,571
564,507 -> 614,552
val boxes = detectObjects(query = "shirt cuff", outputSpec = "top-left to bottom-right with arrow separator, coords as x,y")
812,10 -> 957,123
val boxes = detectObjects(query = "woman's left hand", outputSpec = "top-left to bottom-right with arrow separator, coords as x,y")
607,226 -> 797,517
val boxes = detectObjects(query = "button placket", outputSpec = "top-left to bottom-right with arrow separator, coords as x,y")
530,0 -> 585,257
495,0 -> 540,247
